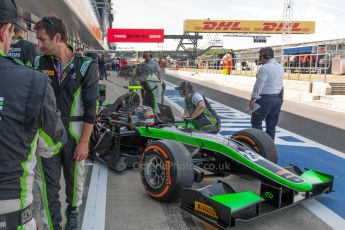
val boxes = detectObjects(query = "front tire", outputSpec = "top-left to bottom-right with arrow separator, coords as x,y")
140,140 -> 194,202
232,128 -> 278,163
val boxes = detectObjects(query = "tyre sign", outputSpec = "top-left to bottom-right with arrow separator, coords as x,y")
194,201 -> 218,219
107,29 -> 164,43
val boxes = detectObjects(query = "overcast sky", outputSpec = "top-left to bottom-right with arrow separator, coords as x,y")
112,0 -> 345,51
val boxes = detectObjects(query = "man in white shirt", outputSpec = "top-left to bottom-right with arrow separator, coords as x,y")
249,47 -> 284,140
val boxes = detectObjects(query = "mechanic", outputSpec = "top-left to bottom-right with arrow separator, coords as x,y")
175,81 -> 221,134
98,54 -> 107,80
136,51 -> 165,114
33,16 -> 99,230
0,1 -> 66,229
8,18 -> 38,66
249,47 -> 284,140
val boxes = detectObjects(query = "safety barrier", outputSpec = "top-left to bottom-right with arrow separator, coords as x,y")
168,54 -> 333,82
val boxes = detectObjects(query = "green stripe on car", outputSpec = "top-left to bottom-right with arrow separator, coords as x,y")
136,127 -> 313,192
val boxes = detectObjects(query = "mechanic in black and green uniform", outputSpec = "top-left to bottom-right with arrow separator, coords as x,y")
33,16 -> 99,230
176,81 -> 221,134
136,51 -> 164,114
0,1 -> 66,229
8,19 -> 38,66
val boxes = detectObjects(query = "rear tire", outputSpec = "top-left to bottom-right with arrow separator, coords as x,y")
140,140 -> 194,202
232,128 -> 278,163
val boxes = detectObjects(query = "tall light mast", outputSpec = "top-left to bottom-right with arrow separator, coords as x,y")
282,0 -> 294,62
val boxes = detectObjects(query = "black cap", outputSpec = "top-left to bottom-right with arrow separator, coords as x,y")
175,81 -> 193,91
15,19 -> 27,32
0,0 -> 19,25
175,82 -> 185,90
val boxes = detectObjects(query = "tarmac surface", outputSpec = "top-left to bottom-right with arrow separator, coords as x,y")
87,71 -> 339,230
33,70 -> 343,230
162,71 -> 345,153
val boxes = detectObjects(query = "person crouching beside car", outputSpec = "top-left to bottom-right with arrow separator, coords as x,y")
176,81 -> 221,134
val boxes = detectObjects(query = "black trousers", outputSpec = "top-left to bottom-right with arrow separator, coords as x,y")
251,94 -> 283,140
36,125 -> 85,229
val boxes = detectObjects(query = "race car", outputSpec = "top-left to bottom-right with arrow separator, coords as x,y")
90,88 -> 334,229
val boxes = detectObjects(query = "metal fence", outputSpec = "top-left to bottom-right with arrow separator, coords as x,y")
168,53 -> 332,82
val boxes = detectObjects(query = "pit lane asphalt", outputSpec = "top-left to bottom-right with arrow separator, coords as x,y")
162,72 -> 345,153
84,71 -> 333,230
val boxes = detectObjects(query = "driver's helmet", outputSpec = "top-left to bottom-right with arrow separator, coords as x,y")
132,105 -> 155,125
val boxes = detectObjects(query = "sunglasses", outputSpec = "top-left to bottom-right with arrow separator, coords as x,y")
42,17 -> 60,33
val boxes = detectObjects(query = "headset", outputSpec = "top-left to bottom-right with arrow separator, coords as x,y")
143,51 -> 153,58
259,47 -> 274,59
178,81 -> 194,96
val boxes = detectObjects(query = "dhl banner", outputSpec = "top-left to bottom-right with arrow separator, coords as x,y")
184,20 -> 315,34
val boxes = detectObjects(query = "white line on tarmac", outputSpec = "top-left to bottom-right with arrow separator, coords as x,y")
274,128 -> 345,160
81,161 -> 108,230
80,92 -> 180,230
303,200 -> 345,230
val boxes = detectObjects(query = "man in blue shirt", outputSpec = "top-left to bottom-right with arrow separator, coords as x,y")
249,47 -> 284,140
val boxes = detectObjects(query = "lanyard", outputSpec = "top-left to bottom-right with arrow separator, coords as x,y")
52,59 -> 63,82
51,53 -> 75,84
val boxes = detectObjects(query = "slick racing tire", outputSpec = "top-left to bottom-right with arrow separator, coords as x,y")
232,128 -> 278,163
140,140 -> 194,202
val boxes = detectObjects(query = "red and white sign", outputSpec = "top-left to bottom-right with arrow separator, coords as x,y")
107,29 -> 164,43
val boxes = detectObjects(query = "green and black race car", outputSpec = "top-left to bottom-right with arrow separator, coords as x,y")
90,86 -> 334,229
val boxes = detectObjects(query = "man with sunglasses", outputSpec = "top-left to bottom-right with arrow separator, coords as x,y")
136,51 -> 164,114
33,16 -> 99,229
249,47 -> 284,140
0,1 -> 66,229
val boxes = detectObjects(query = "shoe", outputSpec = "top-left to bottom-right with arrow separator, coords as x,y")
65,208 -> 78,230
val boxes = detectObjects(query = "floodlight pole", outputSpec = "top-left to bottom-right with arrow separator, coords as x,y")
282,0 -> 294,63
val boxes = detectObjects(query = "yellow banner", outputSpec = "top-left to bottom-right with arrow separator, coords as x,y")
184,20 -> 315,34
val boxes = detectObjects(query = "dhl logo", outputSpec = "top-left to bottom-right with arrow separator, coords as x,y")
201,21 -> 242,31
184,20 -> 315,34
259,22 -> 306,32
194,201 -> 218,219
199,21 -> 308,32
